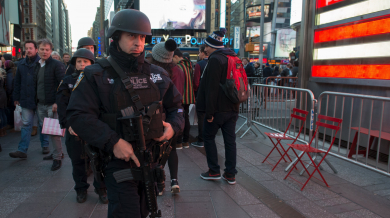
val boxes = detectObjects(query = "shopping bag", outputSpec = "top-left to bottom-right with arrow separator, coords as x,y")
42,117 -> 65,137
14,105 -> 23,131
189,104 -> 198,125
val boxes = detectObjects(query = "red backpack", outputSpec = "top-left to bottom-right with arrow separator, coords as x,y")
220,55 -> 249,104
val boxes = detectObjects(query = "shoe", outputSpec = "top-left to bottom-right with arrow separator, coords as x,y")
222,172 -> 236,185
200,170 -> 221,180
51,159 -> 62,171
9,151 -> 27,158
182,142 -> 189,148
42,147 -> 50,154
31,126 -> 38,136
95,188 -> 109,204
43,153 -> 64,160
191,141 -> 204,148
158,188 -> 165,196
76,190 -> 87,203
176,143 -> 183,150
171,179 -> 180,194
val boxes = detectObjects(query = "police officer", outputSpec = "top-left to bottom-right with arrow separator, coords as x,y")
56,48 -> 108,204
65,37 -> 97,76
66,9 -> 184,218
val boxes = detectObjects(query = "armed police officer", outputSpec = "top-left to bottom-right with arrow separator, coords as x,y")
66,9 -> 184,218
65,37 -> 97,76
56,48 -> 108,204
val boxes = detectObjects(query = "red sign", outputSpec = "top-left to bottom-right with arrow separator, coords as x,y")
317,0 -> 345,8
249,58 -> 267,64
312,65 -> 390,80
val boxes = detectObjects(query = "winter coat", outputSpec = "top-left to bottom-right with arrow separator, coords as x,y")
244,63 -> 256,77
196,48 -> 240,119
177,58 -> 195,105
170,65 -> 185,96
13,55 -> 40,110
33,56 -> 65,105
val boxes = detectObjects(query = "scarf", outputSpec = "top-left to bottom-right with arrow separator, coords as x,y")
109,41 -> 144,73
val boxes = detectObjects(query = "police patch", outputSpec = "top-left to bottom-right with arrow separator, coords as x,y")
150,73 -> 163,83
73,72 -> 84,91
68,84 -> 74,89
130,76 -> 150,89
107,78 -> 114,84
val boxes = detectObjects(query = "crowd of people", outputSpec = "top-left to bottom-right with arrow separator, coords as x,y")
0,8 -> 299,218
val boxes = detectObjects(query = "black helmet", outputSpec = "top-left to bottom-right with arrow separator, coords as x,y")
107,9 -> 152,43
71,48 -> 95,65
77,37 -> 97,50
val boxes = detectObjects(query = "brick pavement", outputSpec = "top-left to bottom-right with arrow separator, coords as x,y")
0,122 -> 389,218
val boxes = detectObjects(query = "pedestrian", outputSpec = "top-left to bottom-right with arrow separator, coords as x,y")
4,60 -> 16,129
56,48 -> 108,204
292,61 -> 299,77
66,9 -> 184,218
34,38 -> 65,171
9,40 -> 50,159
0,68 -> 7,136
65,37 -> 96,76
191,44 -> 208,148
242,57 -> 255,77
197,28 -> 240,185
173,48 -> 195,149
62,53 -> 71,67
262,63 -> 273,84
51,51 -> 62,61
150,39 -> 184,195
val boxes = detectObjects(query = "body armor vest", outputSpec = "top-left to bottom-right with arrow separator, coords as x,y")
97,59 -> 164,142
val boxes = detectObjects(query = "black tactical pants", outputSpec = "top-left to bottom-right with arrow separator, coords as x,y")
104,166 -> 149,218
65,131 -> 106,191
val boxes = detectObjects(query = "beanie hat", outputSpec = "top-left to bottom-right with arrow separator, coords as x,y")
205,28 -> 227,49
3,53 -> 12,61
152,39 -> 177,63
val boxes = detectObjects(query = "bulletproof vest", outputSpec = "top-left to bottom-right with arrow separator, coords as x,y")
97,58 -> 164,142
61,71 -> 80,97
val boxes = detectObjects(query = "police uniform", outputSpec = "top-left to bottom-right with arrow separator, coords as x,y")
56,70 -> 106,195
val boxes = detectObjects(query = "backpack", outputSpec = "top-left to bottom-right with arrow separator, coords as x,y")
220,55 -> 249,104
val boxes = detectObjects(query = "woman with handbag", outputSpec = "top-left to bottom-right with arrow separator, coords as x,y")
56,48 -> 108,204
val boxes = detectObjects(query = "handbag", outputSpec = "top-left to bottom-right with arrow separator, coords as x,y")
14,105 -> 23,131
42,116 -> 66,137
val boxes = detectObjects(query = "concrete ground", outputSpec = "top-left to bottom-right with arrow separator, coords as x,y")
1,122 -> 390,218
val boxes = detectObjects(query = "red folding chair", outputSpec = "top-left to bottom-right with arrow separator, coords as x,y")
284,114 -> 342,191
263,108 -> 309,171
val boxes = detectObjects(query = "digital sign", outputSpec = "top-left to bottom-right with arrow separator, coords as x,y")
149,35 -> 233,46
246,23 -> 272,42
246,5 -> 272,22
140,0 -> 206,29
275,29 -> 296,58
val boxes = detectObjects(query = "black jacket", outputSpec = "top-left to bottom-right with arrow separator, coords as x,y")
196,48 -> 240,119
34,56 -> 65,105
66,52 -> 184,156
13,55 -> 40,109
65,63 -> 76,76
244,63 -> 256,77
56,71 -> 80,129
262,66 -> 273,78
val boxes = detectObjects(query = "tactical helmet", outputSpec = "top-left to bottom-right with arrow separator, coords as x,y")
77,37 -> 97,50
71,48 -> 95,65
107,9 -> 152,43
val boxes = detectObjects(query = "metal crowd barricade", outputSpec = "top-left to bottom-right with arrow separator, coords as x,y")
263,77 -> 298,109
316,92 -> 390,176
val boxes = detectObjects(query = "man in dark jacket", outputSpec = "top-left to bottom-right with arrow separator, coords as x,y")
242,58 -> 255,77
292,61 -> 299,77
34,38 -> 65,171
262,63 -> 273,84
9,40 -> 50,159
192,45 -> 208,148
197,28 -> 239,185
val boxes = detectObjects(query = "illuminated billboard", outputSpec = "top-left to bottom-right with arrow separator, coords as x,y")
275,29 -> 296,58
290,0 -> 303,25
246,23 -> 272,42
140,0 -> 206,29
246,5 -> 272,22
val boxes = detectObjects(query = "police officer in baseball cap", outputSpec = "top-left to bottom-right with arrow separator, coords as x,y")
66,9 -> 184,217
56,48 -> 108,204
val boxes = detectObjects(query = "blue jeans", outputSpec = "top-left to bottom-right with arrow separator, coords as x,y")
18,108 -> 49,154
203,111 -> 239,175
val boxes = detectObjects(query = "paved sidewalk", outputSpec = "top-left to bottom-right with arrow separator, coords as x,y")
0,122 -> 390,217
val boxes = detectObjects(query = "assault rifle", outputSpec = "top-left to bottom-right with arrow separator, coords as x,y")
113,107 -> 172,218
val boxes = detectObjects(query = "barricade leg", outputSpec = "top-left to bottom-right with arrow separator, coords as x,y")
240,126 -> 258,138
252,121 -> 266,138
